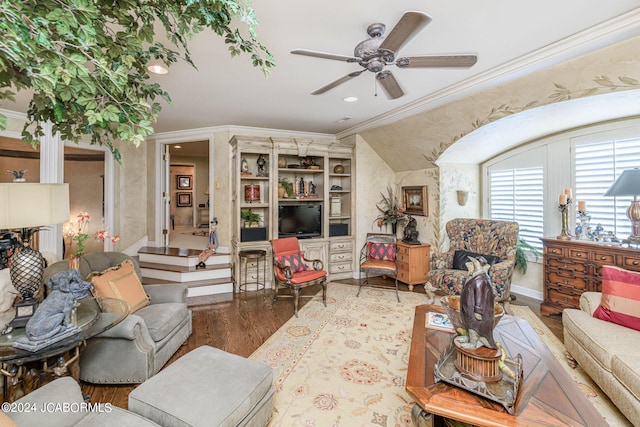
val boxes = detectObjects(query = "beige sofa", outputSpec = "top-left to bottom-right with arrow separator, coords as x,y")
563,292 -> 640,426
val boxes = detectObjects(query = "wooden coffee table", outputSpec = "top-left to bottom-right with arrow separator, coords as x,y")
406,304 -> 608,427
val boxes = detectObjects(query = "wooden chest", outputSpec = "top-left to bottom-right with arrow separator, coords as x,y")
540,238 -> 640,316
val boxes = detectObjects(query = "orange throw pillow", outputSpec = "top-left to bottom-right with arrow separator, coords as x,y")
89,260 -> 149,313
593,265 -> 640,331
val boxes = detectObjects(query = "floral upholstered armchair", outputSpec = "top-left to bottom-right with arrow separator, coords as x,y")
425,218 -> 519,310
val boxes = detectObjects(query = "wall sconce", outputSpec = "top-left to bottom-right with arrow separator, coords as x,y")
457,190 -> 469,206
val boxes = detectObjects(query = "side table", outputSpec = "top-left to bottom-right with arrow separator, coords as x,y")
237,250 -> 267,293
396,241 -> 430,291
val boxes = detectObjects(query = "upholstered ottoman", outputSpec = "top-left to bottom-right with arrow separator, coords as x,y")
129,346 -> 274,427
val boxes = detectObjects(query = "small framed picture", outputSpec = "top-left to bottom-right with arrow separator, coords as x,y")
177,192 -> 192,207
177,175 -> 192,190
402,186 -> 428,216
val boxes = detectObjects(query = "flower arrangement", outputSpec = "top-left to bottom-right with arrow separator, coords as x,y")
66,212 -> 120,258
375,185 -> 408,230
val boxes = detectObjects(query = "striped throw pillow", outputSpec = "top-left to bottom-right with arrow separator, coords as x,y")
593,265 -> 640,331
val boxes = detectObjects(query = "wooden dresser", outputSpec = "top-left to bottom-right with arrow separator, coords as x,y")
396,241 -> 430,291
540,238 -> 640,316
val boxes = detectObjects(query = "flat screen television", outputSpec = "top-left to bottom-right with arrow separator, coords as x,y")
278,204 -> 322,238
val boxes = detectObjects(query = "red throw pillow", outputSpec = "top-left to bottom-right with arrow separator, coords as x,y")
368,242 -> 396,262
276,253 -> 309,273
593,265 -> 640,331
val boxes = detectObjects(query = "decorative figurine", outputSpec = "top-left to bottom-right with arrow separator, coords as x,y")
457,256 -> 498,350
402,216 -> 420,244
6,170 -> 27,182
256,154 -> 268,177
240,159 -> 250,175
196,218 -> 219,269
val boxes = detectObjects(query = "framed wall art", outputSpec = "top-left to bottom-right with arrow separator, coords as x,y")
177,192 -> 192,207
402,186 -> 428,216
177,175 -> 192,190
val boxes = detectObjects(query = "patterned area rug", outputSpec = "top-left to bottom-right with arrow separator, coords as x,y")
250,283 -> 629,426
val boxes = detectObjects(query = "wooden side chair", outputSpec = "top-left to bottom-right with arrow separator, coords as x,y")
270,237 -> 327,317
357,233 -> 399,302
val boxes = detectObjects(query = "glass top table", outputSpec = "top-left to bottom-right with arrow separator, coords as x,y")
0,297 -> 129,365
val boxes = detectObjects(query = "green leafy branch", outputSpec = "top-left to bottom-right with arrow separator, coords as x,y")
0,0 -> 275,161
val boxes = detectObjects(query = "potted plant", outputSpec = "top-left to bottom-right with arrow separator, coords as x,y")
241,209 -> 262,228
515,238 -> 541,274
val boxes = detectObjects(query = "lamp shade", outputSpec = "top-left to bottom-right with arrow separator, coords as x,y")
604,168 -> 640,197
0,183 -> 70,229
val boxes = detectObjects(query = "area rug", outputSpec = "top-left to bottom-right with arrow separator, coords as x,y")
250,283 -> 629,426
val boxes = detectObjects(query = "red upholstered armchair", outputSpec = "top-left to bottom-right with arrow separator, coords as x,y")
358,233 -> 399,302
270,237 -> 327,317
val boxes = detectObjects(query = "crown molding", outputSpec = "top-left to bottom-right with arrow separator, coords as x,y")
150,124 -> 336,144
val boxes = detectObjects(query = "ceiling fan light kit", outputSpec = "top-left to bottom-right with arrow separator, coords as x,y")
292,11 -> 477,99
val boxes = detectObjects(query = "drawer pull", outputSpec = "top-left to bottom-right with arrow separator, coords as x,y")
551,249 -> 558,254
337,244 -> 345,248
576,252 -> 583,257
633,261 -> 639,266
563,297 -> 568,302
600,256 -> 607,260
563,280 -> 568,285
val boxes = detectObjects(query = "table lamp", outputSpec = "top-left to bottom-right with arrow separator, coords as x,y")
604,168 -> 640,245
0,183 -> 70,328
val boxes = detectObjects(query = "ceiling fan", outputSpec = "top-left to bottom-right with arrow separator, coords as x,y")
291,11 -> 478,99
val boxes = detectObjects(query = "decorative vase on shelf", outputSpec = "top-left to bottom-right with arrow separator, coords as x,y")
69,255 -> 81,271
278,183 -> 286,199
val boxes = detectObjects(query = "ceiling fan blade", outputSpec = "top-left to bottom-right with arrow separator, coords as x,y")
396,54 -> 478,68
311,70 -> 365,95
376,71 -> 404,99
379,11 -> 432,53
291,49 -> 357,62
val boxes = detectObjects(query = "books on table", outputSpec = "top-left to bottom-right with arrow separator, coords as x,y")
425,311 -> 455,333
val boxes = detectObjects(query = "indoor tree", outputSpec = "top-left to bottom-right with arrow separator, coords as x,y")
0,0 -> 274,161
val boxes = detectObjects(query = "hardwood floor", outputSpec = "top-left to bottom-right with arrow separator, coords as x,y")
81,278 -> 563,409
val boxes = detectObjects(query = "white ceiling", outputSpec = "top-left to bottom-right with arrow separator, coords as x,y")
5,1 -> 640,141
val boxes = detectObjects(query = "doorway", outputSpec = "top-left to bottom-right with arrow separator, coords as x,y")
166,141 -> 210,249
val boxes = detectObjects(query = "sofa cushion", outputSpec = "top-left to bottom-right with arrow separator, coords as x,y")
452,250 -> 500,271
89,260 -> 150,313
593,265 -> 640,331
611,354 -> 640,402
135,303 -> 189,342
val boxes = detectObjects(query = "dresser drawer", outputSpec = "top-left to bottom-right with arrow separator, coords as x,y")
329,252 -> 352,263
546,258 -> 590,274
568,248 -> 589,261
544,244 -> 565,257
546,271 -> 588,291
591,250 -> 615,265
397,244 -> 410,256
622,255 -> 640,272
329,240 -> 352,253
329,262 -> 352,274
547,288 -> 580,309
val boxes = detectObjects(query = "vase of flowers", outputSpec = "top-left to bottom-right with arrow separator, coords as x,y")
66,212 -> 120,269
374,185 -> 408,235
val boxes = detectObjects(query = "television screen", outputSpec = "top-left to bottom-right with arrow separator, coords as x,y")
278,205 -> 322,238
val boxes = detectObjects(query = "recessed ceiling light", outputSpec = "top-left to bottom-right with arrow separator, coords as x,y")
147,64 -> 168,75
335,116 -> 352,124
343,96 -> 358,103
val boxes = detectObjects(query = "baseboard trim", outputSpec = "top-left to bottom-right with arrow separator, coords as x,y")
511,284 -> 543,301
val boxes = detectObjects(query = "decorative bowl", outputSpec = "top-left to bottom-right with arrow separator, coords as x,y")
440,295 -> 505,334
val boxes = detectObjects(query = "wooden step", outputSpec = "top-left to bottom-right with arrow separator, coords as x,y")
142,275 -> 234,299
138,246 -> 230,267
